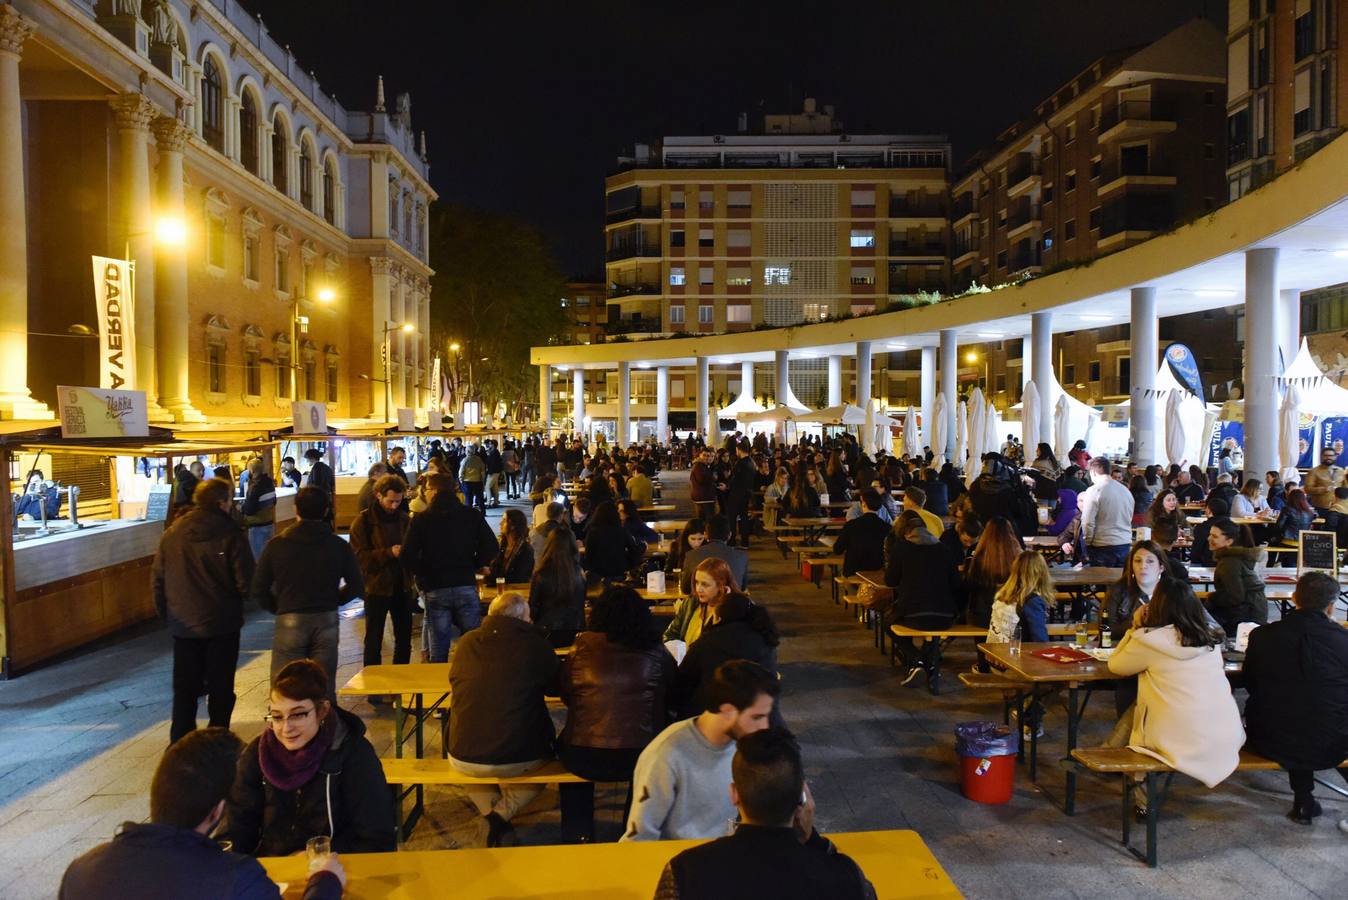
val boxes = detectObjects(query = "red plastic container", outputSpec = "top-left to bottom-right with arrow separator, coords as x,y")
958,751 -> 1016,804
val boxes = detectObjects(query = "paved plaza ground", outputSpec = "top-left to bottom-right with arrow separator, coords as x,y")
2,470 -> 1347,898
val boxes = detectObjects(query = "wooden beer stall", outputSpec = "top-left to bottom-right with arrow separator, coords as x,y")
0,424 -> 276,677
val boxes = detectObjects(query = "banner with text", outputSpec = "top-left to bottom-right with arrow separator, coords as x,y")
57,385 -> 149,439
291,400 -> 327,435
91,256 -> 136,390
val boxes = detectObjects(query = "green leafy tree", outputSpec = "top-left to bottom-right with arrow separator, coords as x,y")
428,204 -> 569,420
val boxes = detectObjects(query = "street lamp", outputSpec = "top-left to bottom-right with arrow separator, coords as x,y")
379,321 -> 416,422
153,216 -> 187,246
290,287 -> 336,402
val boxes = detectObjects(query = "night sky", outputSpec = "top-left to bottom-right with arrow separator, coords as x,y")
241,1 -> 1222,277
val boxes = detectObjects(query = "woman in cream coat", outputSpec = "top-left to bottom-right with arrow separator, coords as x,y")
1107,576 -> 1244,788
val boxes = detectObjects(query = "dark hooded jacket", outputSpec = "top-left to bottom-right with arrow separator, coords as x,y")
251,519 -> 364,615
152,506 -> 254,639
221,707 -> 396,858
1208,545 -> 1268,634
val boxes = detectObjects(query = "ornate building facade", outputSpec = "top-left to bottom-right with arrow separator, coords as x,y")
2,0 -> 435,422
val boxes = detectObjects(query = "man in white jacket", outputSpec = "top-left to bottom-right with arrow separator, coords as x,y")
1078,457 -> 1134,568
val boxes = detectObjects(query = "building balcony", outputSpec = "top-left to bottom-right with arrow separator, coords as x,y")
952,193 -> 974,220
1098,100 -> 1176,143
889,240 -> 946,259
1006,203 -> 1041,239
1098,195 -> 1174,248
606,242 -> 661,262
1097,160 -> 1177,196
607,282 -> 661,299
605,315 -> 663,336
1009,249 -> 1041,274
952,245 -> 979,267
605,205 -> 662,224
1006,154 -> 1042,199
888,197 -> 946,219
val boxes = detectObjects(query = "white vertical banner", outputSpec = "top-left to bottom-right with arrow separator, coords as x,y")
91,256 -> 136,390
429,356 -> 442,412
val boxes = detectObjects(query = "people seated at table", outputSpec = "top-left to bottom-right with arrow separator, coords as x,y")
570,495 -> 594,541
1145,488 -> 1183,531
580,500 -> 644,583
655,728 -> 875,900
1242,571 -> 1348,826
961,516 -> 1022,628
679,515 -> 749,595
1031,442 -> 1063,480
557,586 -> 676,842
1264,470 -> 1287,512
626,467 -> 654,508
1271,488 -> 1316,547
883,512 -> 961,684
530,500 -> 568,563
901,486 -> 944,539
1304,446 -> 1343,514
987,550 -> 1051,645
618,497 -> 660,545
1105,540 -> 1168,648
1149,521 -> 1189,581
1079,458 -> 1135,568
1208,473 -> 1238,511
447,592 -> 562,847
1205,517 -> 1269,635
623,660 -> 779,841
488,508 -> 535,584
349,474 -> 413,668
1106,577 -> 1244,798
61,728 -> 346,900
763,467 -> 792,529
835,489 -> 891,576
529,528 -> 588,647
784,463 -> 824,518
530,474 -> 560,525
401,473 -> 500,663
1187,496 -> 1228,567
674,571 -> 780,720
967,454 -> 1031,534
1043,488 -> 1080,542
940,513 -> 983,565
222,660 -> 395,857
1172,468 -> 1205,504
1229,478 -> 1268,519
664,518 -> 706,577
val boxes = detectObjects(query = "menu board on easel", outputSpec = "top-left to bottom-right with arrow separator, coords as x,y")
1298,530 -> 1337,576
143,484 -> 172,522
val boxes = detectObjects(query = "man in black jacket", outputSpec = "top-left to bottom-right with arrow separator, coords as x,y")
401,473 -> 499,662
350,475 -> 413,667
60,729 -> 344,900
725,440 -> 757,548
655,728 -> 874,900
153,478 -> 254,744
447,592 -> 561,847
252,486 -> 364,691
303,447 -> 336,524
240,458 -> 277,561
1243,572 -> 1348,826
834,489 -> 890,576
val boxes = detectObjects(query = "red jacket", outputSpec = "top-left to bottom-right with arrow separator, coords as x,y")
690,460 -> 717,502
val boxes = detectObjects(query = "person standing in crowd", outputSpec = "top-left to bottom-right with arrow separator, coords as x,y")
691,448 -> 718,523
60,729 -> 345,900
459,445 -> 488,513
447,592 -> 561,848
302,448 -> 336,525
1304,446 -> 1343,515
385,446 -> 409,486
350,475 -> 414,669
252,487 -> 365,691
529,528 -> 588,647
1243,572 -> 1348,826
354,462 -> 390,518
726,441 -> 758,548
1068,439 -> 1091,470
401,473 -> 499,662
239,458 -> 277,562
222,660 -> 395,857
1205,518 -> 1268,634
484,439 -> 505,508
834,489 -> 890,576
152,478 -> 254,744
624,660 -> 779,841
1078,457 -> 1135,568
654,729 -> 875,900
679,515 -> 749,595
557,587 -> 676,843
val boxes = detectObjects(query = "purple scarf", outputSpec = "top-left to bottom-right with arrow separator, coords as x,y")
259,711 -> 336,792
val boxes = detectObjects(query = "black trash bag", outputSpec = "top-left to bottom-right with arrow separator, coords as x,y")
954,721 -> 1019,757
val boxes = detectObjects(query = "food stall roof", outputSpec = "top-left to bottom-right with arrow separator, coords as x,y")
0,424 -> 275,457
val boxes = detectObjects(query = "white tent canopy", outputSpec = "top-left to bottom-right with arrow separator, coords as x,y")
738,405 -> 802,424
1278,338 -> 1348,416
1102,357 -> 1206,465
796,403 -> 889,426
718,391 -> 766,419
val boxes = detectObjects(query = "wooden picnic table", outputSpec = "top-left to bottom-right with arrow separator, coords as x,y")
782,515 -> 845,544
638,503 -> 676,514
1050,566 -> 1123,587
260,828 -> 961,899
650,518 -> 687,534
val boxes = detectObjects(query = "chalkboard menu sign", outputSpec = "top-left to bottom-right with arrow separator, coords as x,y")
144,485 -> 172,523
1298,530 -> 1338,576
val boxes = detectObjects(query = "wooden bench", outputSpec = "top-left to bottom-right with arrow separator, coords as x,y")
1070,747 -> 1343,867
381,757 -> 591,841
890,623 -> 1098,693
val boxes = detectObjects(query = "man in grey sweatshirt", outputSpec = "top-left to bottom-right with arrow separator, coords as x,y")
621,660 -> 780,841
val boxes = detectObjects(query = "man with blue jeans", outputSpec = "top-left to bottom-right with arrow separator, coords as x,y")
1078,457 -> 1134,569
239,458 -> 276,561
401,472 -> 500,661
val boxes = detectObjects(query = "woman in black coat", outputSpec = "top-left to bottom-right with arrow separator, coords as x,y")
222,660 -> 395,856
883,512 -> 961,676
1243,573 -> 1348,823
673,580 -> 780,721
580,500 -> 643,582
529,528 -> 587,647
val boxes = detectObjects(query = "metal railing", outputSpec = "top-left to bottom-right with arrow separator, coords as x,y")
606,243 -> 661,261
1099,100 -> 1173,132
605,205 -> 661,224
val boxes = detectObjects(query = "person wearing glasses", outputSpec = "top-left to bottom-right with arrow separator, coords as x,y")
221,660 -> 395,857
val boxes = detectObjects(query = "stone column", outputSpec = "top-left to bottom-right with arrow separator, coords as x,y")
741,361 -> 755,404
110,94 -> 161,413
939,329 -> 957,461
855,340 -> 873,407
1278,289 -> 1301,372
0,8 -> 48,418
617,360 -> 631,447
920,346 -> 936,449
1245,249 -> 1280,479
388,268 -> 405,409
696,356 -> 709,437
572,367 -> 585,436
539,364 -> 552,428
407,279 -> 420,410
369,257 -> 392,420
656,365 -> 669,442
1129,289 -> 1158,465
151,115 -> 201,421
1032,311 -> 1055,446
827,355 -> 842,407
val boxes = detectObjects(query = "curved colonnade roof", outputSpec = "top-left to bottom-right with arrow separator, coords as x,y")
533,132 -> 1348,371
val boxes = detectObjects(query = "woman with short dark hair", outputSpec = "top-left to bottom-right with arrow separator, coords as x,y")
580,500 -> 642,582
1207,517 -> 1268,634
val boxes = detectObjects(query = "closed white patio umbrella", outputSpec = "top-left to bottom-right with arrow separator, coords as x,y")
1021,381 -> 1040,459
932,392 -> 948,467
984,402 -> 1000,461
966,388 -> 986,486
863,398 -> 877,456
956,400 -> 968,472
1279,384 -> 1302,472
903,405 -> 919,458
1165,390 -> 1186,466
1054,394 -> 1071,462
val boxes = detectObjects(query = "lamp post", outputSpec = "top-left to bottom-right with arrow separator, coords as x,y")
380,321 -> 416,422
290,287 -> 336,403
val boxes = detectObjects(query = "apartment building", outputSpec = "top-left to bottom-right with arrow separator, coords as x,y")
561,282 -> 607,345
951,18 -> 1227,291
1227,0 -> 1348,200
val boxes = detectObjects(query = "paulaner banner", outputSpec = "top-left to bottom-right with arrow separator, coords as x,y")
91,256 -> 136,390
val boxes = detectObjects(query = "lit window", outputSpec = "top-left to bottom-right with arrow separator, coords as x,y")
802,303 -> 829,321
764,266 -> 791,285
849,229 -> 876,248
698,304 -> 713,324
727,268 -> 752,286
669,305 -> 685,324
850,266 -> 876,285
727,305 -> 750,323
669,267 -> 685,286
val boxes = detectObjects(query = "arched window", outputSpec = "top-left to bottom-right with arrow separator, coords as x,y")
299,141 -> 313,210
323,158 -> 335,225
201,57 -> 224,152
271,116 -> 288,194
240,91 -> 258,175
